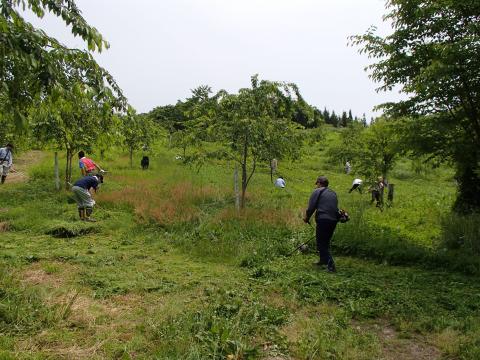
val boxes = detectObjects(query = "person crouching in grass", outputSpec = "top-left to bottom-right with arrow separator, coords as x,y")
71,174 -> 103,222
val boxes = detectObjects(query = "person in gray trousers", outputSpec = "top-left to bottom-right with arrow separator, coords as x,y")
303,176 -> 339,272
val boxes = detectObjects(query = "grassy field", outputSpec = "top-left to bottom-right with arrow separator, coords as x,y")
0,138 -> 479,359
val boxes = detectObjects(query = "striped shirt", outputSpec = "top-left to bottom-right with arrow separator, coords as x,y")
0,147 -> 13,167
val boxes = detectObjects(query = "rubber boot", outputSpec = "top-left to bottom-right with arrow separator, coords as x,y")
78,208 -> 86,221
327,259 -> 336,273
1,175 -> 6,184
85,207 -> 96,222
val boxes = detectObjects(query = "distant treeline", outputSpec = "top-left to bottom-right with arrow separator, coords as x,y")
148,99 -> 367,130
314,108 -> 367,128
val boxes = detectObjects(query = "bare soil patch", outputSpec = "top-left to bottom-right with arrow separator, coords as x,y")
355,320 -> 441,360
7,150 -> 45,184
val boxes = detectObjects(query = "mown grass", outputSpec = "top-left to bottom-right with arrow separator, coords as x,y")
0,140 -> 479,359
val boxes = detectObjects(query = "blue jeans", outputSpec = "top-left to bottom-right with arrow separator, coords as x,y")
316,218 -> 337,266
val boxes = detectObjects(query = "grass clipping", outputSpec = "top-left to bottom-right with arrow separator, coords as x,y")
45,220 -> 97,238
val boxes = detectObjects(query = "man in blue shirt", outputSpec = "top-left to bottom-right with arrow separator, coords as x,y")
0,143 -> 14,184
71,174 -> 103,221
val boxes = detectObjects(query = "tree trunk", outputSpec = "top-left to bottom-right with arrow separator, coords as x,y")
100,149 -> 105,160
54,152 -> 60,191
65,148 -> 73,190
129,147 -> 133,168
234,165 -> 240,212
387,184 -> 394,203
241,162 -> 247,209
240,139 -> 248,209
453,161 -> 480,213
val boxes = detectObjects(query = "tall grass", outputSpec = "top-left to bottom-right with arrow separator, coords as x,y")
440,212 -> 480,255
144,288 -> 289,359
97,178 -> 226,227
0,265 -> 58,335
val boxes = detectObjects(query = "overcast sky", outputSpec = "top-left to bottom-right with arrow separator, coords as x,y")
24,0 -> 399,119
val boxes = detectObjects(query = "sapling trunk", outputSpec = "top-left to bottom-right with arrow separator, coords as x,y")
54,152 -> 60,191
234,165 -> 240,212
65,149 -> 73,190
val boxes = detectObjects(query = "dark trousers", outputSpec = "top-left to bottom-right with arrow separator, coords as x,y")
316,219 -> 337,265
349,184 -> 362,193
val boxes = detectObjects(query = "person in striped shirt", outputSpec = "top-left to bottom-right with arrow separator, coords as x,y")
0,143 -> 14,184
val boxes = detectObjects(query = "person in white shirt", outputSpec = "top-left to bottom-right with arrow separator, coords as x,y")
274,176 -> 286,188
0,143 -> 14,184
349,178 -> 363,193
345,161 -> 351,174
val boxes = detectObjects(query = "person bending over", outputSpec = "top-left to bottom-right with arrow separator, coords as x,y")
71,174 -> 103,222
274,176 -> 286,188
78,151 -> 103,176
349,178 -> 363,193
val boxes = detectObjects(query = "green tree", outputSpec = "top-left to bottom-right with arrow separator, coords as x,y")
352,0 -> 480,212
32,83 -> 116,188
121,110 -> 157,168
323,108 -> 331,125
355,119 -> 400,183
194,75 -> 303,208
331,110 -> 339,127
1,0 -> 125,129
326,120 -> 365,167
341,111 -> 348,127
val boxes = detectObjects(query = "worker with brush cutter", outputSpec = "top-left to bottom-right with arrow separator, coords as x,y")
78,151 -> 105,176
303,175 -> 339,273
71,174 -> 103,222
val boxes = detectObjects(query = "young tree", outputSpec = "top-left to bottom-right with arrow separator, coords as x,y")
149,103 -> 186,145
326,120 -> 365,166
354,119 -> 400,183
121,110 -> 157,168
352,0 -> 480,213
32,83 -> 117,188
194,75 -> 303,208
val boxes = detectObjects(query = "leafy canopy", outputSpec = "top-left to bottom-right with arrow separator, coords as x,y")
351,0 -> 480,212
0,0 -> 126,128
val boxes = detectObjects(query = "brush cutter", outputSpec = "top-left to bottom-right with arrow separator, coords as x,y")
288,222 -> 315,256
10,168 -> 26,177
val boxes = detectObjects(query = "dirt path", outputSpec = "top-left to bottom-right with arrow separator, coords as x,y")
7,150 -> 46,183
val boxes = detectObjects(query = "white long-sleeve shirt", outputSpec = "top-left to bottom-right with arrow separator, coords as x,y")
274,178 -> 286,188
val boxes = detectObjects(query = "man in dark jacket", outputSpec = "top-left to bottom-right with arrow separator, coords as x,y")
303,176 -> 338,272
